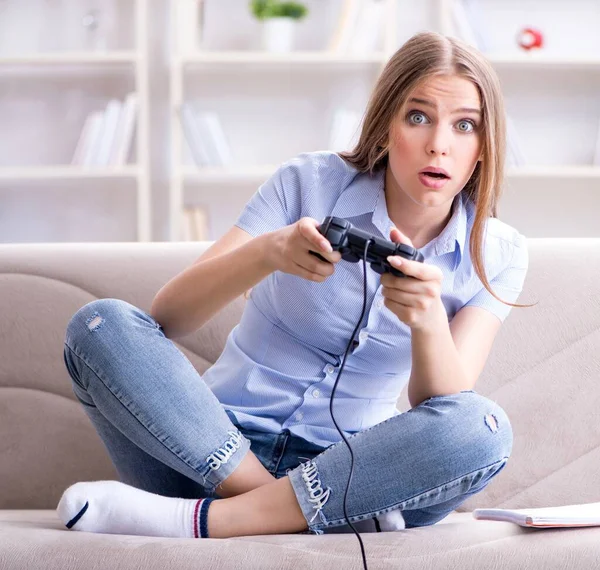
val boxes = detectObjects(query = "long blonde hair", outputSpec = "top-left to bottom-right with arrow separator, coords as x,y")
340,30 -> 534,311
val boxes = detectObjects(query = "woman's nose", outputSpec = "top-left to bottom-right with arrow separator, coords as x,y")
425,126 -> 450,156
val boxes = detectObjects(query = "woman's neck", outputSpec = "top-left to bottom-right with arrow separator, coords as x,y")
384,169 -> 455,249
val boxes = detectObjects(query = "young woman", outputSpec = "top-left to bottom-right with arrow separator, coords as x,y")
58,31 -> 532,540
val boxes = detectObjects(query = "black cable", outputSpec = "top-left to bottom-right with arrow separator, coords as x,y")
328,238 -> 373,570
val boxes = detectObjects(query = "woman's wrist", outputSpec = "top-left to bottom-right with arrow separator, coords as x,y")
259,230 -> 282,274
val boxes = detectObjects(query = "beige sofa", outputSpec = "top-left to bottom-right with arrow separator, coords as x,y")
1,240 -> 600,569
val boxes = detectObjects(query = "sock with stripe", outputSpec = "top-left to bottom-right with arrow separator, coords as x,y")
56,480 -> 213,538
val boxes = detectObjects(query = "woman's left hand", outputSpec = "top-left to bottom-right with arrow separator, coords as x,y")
380,227 -> 446,331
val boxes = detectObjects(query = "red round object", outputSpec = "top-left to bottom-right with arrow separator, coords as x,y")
517,27 -> 544,51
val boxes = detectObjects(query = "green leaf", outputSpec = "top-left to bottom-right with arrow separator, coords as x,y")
250,0 -> 308,20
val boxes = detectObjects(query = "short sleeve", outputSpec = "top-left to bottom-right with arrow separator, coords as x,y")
464,233 -> 529,323
234,156 -> 310,237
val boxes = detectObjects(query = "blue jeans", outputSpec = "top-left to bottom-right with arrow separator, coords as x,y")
63,299 -> 513,535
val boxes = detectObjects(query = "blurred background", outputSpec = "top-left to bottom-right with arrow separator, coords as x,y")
0,0 -> 599,244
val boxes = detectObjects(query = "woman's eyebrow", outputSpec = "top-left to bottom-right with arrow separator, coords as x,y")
408,97 -> 482,116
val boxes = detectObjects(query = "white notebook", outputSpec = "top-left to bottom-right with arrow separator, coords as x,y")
473,502 -> 600,528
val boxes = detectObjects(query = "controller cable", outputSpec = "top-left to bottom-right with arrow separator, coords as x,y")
328,238 -> 374,570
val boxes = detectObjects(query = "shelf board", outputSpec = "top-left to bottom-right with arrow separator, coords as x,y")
182,165 -> 600,185
507,165 -> 600,178
488,53 -> 600,70
183,165 -> 277,184
182,51 -> 386,67
0,166 -> 141,181
0,51 -> 138,66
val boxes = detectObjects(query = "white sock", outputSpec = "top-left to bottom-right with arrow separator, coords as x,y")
375,508 -> 406,531
56,480 -> 213,538
319,509 -> 406,534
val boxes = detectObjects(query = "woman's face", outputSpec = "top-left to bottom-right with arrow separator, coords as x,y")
386,74 -> 484,208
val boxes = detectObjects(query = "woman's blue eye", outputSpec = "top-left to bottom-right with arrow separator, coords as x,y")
408,111 -> 427,125
457,120 -> 476,133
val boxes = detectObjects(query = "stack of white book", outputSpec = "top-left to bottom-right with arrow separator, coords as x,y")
181,103 -> 233,168
328,0 -> 385,54
71,93 -> 138,167
182,205 -> 209,241
449,0 -> 490,53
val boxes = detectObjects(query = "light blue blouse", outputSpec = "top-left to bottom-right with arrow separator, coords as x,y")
202,151 -> 529,448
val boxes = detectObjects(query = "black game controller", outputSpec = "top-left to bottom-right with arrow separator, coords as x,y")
309,216 -> 424,278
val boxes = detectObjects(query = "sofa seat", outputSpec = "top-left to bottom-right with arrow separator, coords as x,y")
2,509 -> 599,569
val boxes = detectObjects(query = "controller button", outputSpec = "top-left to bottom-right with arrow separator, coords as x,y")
327,229 -> 344,246
398,244 -> 414,255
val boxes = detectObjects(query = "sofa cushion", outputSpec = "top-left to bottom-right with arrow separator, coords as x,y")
2,509 -> 599,570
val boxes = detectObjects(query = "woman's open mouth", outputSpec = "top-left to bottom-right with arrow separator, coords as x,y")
418,172 -> 450,189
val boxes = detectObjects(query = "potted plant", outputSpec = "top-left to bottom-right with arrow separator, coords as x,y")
250,0 -> 309,53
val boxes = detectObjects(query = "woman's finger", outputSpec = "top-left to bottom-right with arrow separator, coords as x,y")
390,227 -> 414,248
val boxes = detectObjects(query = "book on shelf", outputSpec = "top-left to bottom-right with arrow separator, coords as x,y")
180,103 -> 233,167
473,501 -> 600,528
182,206 -> 209,241
328,108 -> 363,152
109,93 -> 138,165
449,0 -> 490,52
71,111 -> 104,166
95,99 -> 122,166
328,0 -> 384,54
461,0 -> 490,52
181,103 -> 211,166
71,92 -> 138,167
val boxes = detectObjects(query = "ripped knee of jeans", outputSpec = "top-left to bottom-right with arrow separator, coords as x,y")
205,431 -> 244,471
300,460 -> 332,524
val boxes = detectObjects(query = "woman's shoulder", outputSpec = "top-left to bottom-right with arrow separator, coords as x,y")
479,215 -> 529,272
484,217 -> 527,251
463,198 -> 528,272
464,197 -> 526,250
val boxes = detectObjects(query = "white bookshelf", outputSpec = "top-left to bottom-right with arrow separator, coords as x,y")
0,52 -> 138,65
2,1 -> 600,243
0,166 -> 140,181
0,0 -> 151,243
507,166 -> 600,179
182,51 -> 387,66
168,0 -> 600,242
169,0 -> 396,241
487,53 -> 600,70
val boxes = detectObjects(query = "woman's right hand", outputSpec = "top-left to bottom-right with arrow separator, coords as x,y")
265,217 -> 342,282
